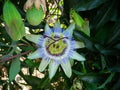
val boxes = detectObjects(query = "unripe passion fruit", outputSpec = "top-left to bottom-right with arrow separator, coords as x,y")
26,6 -> 44,26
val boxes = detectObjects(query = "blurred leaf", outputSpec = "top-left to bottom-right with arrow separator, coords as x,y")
74,30 -> 96,51
73,69 -> 84,76
106,20 -> 120,46
92,61 -> 101,70
92,0 -> 117,31
38,76 -> 50,89
109,66 -> 120,72
25,59 -> 39,68
9,58 -> 20,81
114,43 -> 120,49
0,42 -> 12,47
37,74 -> 55,90
64,0 -> 107,11
80,73 -> 102,84
100,49 -> 120,55
98,72 -> 115,89
95,44 -> 120,55
20,45 -> 35,51
101,55 -> 106,70
75,0 -> 107,11
112,78 -> 120,90
85,82 -> 97,90
95,24 -> 111,44
3,83 -> 15,90
20,72 -> 52,89
21,75 -> 41,87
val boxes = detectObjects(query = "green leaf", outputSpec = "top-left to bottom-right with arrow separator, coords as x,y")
92,0 -> 116,31
72,69 -> 84,75
9,58 -> 20,81
85,82 -> 97,90
98,72 -> 115,89
95,44 -> 120,55
82,20 -> 90,36
74,30 -> 96,51
64,0 -> 107,11
114,43 -> 120,49
19,72 -> 51,89
80,73 -> 102,83
70,9 -> 90,36
101,55 -> 106,70
3,1 -> 25,41
25,59 -> 39,68
95,25 -> 111,44
21,75 -> 41,87
70,9 -> 85,27
106,20 -> 120,46
38,76 -> 50,89
109,66 -> 120,72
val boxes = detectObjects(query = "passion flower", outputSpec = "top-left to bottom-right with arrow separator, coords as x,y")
25,23 -> 85,79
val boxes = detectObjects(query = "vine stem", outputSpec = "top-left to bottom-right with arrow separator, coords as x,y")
81,61 -> 87,74
0,50 -> 32,62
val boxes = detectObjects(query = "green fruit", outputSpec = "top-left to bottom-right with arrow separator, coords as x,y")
26,6 -> 44,26
3,1 -> 25,41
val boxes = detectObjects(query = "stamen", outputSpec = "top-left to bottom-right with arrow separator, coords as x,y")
42,34 -> 70,58
47,36 -> 68,49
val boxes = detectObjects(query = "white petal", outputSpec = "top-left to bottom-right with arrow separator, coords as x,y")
25,34 -> 42,44
71,51 -> 85,61
63,23 -> 75,38
49,61 -> 59,79
45,24 -> 52,35
28,49 -> 42,59
75,41 -> 85,49
39,59 -> 50,72
61,60 -> 72,78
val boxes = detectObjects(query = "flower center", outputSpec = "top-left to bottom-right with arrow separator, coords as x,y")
44,34 -> 68,56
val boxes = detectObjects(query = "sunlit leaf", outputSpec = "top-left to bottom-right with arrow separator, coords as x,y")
3,1 -> 25,41
9,58 -> 20,81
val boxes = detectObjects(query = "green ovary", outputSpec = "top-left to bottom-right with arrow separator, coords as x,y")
46,39 -> 67,55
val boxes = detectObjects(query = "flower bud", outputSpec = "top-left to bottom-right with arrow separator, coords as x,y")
3,1 -> 25,41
